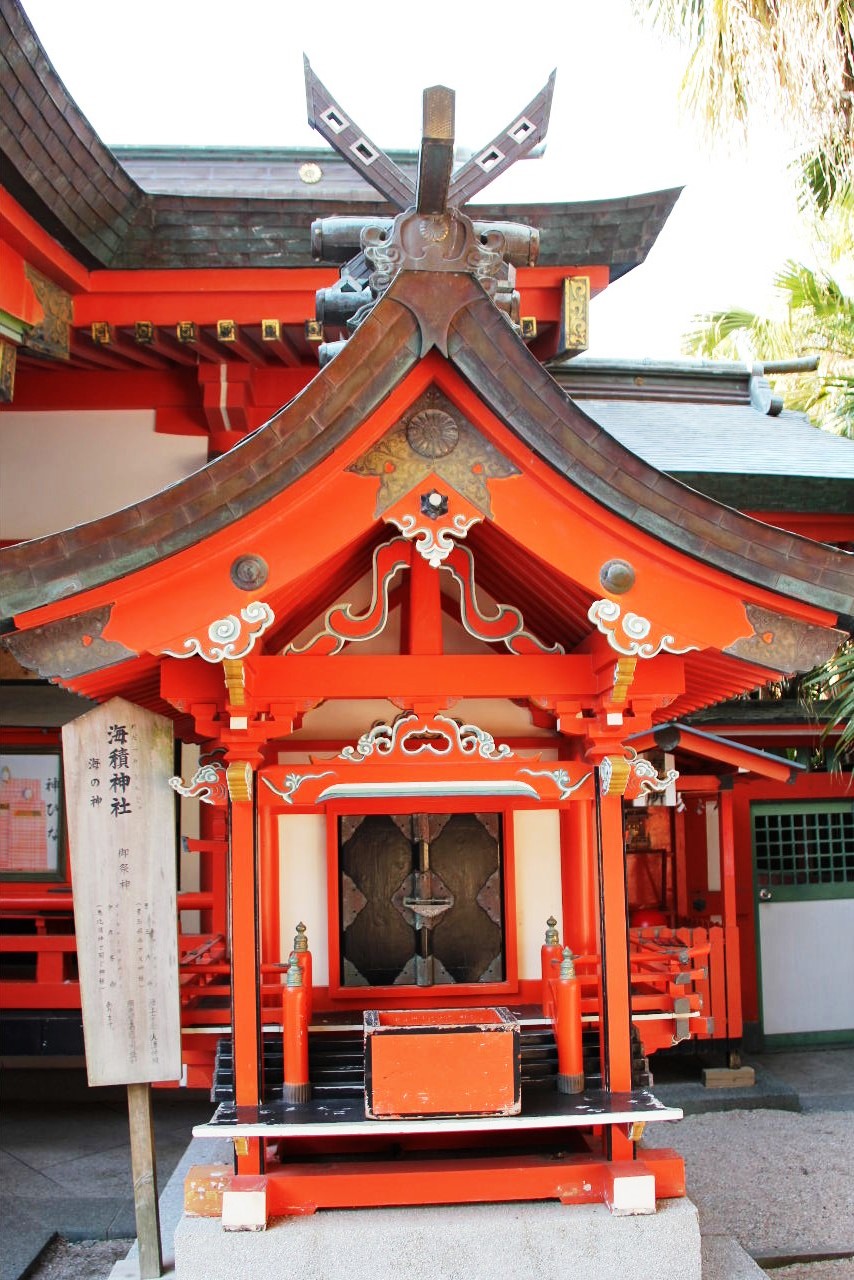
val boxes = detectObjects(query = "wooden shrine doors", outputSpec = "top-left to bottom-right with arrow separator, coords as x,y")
338,812 -> 505,988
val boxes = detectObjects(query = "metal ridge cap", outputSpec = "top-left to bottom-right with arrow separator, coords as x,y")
469,185 -> 684,212
549,355 -> 753,379
112,144 -> 421,163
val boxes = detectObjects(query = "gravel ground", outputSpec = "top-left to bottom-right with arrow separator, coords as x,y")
20,1109 -> 854,1279
771,1264 -> 854,1280
643,1109 -> 854,1258
22,1238 -> 133,1280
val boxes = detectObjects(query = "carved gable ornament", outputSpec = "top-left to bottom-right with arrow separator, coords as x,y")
348,389 -> 519,518
260,711 -> 592,808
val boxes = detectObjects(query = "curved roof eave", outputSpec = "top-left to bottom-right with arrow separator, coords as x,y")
2,2 -> 679,274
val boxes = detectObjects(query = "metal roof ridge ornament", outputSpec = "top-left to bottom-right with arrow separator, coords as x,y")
304,58 -> 555,347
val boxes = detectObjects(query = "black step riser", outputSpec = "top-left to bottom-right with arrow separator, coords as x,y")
212,1025 -> 648,1103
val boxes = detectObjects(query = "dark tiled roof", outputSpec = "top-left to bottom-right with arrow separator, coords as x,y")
1,0 -> 142,268
583,402 -> 854,481
106,191 -> 681,273
552,358 -> 854,511
2,273 -> 853,625
1,3 -> 679,273
114,145 -> 422,202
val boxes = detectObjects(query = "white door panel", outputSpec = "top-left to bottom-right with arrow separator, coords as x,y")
759,898 -> 854,1034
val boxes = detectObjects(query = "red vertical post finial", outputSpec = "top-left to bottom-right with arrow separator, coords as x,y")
282,952 -> 311,1104
293,921 -> 313,1024
541,915 -> 563,1021
555,946 -> 585,1095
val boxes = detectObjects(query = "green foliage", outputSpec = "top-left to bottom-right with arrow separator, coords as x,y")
684,261 -> 854,438
636,0 -> 854,213
802,640 -> 854,766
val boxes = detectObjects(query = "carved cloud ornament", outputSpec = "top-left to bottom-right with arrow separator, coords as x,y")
588,599 -> 698,659
599,750 -> 679,799
160,601 -> 275,662
169,752 -> 228,806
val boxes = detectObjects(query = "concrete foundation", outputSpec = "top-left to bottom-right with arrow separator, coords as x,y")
174,1196 -> 702,1280
701,1236 -> 767,1278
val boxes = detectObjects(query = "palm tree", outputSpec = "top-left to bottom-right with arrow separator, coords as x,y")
634,0 -> 854,209
802,641 -> 854,764
685,258 -> 854,758
684,259 -> 854,439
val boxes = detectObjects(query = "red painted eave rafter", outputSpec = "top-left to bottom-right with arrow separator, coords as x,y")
73,268 -> 339,328
0,188 -> 90,294
516,265 -> 610,321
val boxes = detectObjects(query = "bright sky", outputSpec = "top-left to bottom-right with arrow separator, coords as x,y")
21,0 -> 815,358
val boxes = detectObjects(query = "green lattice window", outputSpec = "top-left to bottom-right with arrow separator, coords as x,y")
753,802 -> 854,891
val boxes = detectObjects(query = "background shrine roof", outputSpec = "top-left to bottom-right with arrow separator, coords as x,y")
1,1 -> 679,274
555,358 -> 854,514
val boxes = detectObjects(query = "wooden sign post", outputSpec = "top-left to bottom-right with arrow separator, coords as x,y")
63,697 -> 181,1279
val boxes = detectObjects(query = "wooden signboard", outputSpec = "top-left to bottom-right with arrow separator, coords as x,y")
63,697 -> 181,1087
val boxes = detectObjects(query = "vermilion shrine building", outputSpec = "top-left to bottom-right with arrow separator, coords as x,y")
1,0 -> 853,1223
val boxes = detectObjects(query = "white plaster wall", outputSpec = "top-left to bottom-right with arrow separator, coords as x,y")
0,410 -> 208,540
278,814 -> 329,986
759,898 -> 854,1033
513,809 -> 562,979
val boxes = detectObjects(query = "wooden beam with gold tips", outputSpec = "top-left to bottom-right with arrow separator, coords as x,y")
556,276 -> 589,357
222,658 -> 246,707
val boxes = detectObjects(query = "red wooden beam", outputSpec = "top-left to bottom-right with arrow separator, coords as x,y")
162,654 -> 599,708
74,268 -> 338,327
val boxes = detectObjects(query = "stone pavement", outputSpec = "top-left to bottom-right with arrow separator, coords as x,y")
0,1070 -> 211,1280
1,1047 -> 852,1280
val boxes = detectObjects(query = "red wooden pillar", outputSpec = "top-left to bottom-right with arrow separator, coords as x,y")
201,803 -> 228,937
228,764 -> 263,1174
560,800 -> 598,956
259,802 -> 281,973
595,777 -> 634,1161
406,550 -> 443,654
718,782 -> 743,1040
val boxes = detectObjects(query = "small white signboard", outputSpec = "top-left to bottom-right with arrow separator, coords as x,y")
63,697 -> 181,1086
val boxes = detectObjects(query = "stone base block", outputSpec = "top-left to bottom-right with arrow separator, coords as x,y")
701,1235 -> 767,1278
604,1161 -> 656,1215
221,1180 -> 268,1232
174,1196 -> 701,1280
703,1066 -> 756,1090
